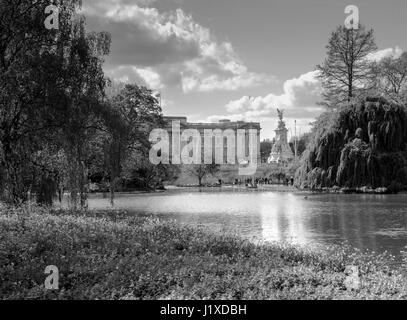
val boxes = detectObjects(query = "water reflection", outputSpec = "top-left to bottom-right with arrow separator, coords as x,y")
259,193 -> 308,244
88,190 -> 407,262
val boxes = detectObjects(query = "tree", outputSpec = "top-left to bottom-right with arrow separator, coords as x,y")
186,164 -> 220,186
272,170 -> 286,184
0,0 -> 83,204
260,140 -> 273,163
58,24 -> 111,209
0,1 -> 112,206
317,25 -> 377,107
101,84 -> 163,205
124,160 -> 180,191
290,133 -> 312,157
31,147 -> 67,206
370,52 -> 407,103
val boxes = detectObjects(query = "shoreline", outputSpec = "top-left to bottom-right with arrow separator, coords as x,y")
299,186 -> 407,195
89,184 -> 407,196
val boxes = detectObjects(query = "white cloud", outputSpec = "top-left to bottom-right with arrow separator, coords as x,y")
160,98 -> 173,108
367,46 -> 403,62
135,67 -> 163,89
105,65 -> 163,89
201,70 -> 323,137
83,1 -> 271,92
218,70 -> 324,121
215,46 -> 406,124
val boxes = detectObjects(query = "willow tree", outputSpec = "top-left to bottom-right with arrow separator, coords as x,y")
57,22 -> 111,209
0,0 -> 111,206
316,25 -> 377,108
0,0 -> 83,203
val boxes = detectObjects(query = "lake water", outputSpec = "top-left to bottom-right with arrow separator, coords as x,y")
88,188 -> 407,262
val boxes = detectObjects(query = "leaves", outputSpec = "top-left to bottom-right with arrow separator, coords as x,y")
296,97 -> 407,190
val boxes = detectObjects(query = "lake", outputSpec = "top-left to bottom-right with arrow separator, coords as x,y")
88,188 -> 407,262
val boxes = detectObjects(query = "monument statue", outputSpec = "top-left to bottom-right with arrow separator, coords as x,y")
267,108 -> 294,164
277,108 -> 284,121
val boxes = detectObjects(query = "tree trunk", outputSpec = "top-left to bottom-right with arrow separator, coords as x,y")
110,183 -> 115,207
110,175 -> 117,207
1,141 -> 29,204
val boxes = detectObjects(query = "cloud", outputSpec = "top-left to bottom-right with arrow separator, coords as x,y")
105,65 -> 163,89
203,70 -> 323,138
213,46 -> 405,124
136,67 -> 163,89
213,70 -> 323,122
83,1 -> 270,92
160,98 -> 173,108
367,46 -> 403,62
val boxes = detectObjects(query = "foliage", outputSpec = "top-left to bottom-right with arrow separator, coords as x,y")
0,3 -> 169,206
290,133 -> 312,157
0,1 -> 111,207
1,206 -> 406,300
0,0 -> 77,203
260,140 -> 273,162
186,164 -> 220,186
123,159 -> 180,190
91,84 -> 164,203
295,97 -> 407,191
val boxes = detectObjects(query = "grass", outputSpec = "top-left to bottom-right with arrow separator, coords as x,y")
1,205 -> 407,300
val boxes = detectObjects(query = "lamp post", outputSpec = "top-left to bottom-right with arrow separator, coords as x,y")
294,120 -> 298,159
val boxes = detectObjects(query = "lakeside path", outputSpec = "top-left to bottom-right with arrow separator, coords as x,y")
1,206 -> 406,300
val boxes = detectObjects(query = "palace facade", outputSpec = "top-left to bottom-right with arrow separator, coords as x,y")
163,116 -> 261,165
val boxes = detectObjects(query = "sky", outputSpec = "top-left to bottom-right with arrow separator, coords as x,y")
82,0 -> 407,140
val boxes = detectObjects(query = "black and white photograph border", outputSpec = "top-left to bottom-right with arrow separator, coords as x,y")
1,0 -> 407,307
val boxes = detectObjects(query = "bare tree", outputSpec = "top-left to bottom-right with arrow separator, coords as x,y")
370,52 -> 407,103
317,25 -> 377,107
186,164 -> 220,187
